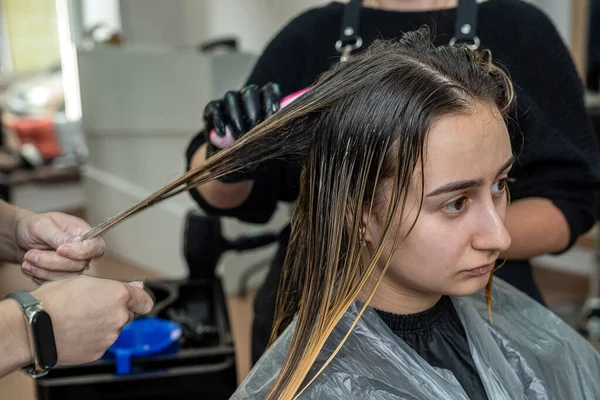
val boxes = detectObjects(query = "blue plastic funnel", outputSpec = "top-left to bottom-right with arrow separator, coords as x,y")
107,317 -> 182,375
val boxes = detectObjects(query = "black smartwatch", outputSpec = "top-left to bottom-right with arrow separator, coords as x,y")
6,291 -> 57,378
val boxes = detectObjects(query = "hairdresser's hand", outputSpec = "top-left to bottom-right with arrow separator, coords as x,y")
31,275 -> 153,365
203,82 -> 281,182
15,211 -> 105,283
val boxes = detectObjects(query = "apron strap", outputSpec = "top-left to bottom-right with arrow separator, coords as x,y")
335,0 -> 364,61
450,0 -> 480,50
336,0 -> 480,61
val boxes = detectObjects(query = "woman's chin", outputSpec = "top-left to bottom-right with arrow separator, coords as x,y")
446,274 -> 491,297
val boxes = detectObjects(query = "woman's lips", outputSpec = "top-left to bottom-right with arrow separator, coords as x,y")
467,262 -> 495,276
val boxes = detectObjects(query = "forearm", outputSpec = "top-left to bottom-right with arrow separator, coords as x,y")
190,144 -> 254,209
0,299 -> 32,378
503,197 -> 571,260
0,201 -> 31,263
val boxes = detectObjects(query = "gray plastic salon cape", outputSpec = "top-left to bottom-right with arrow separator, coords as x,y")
231,279 -> 600,399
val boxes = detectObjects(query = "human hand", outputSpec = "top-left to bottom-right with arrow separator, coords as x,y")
204,82 -> 282,152
31,275 -> 154,365
203,82 -> 281,182
15,211 -> 105,283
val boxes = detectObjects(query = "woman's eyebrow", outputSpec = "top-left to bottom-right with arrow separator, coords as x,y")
426,155 -> 515,197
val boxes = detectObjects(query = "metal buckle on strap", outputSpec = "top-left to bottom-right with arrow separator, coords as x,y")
449,35 -> 481,51
335,35 -> 363,62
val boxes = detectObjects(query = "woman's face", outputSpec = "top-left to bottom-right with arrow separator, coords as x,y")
366,103 -> 513,304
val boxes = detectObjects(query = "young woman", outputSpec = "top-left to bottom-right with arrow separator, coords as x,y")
210,30 -> 599,399
187,0 -> 600,365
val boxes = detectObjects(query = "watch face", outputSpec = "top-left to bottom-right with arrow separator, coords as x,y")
31,311 -> 57,369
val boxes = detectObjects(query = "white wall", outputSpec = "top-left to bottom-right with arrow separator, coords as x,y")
119,0 -> 329,52
192,0 -> 330,53
119,0 -> 191,48
81,0 -> 121,32
0,0 -> 13,72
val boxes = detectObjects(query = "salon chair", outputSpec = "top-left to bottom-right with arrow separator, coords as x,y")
183,210 -> 280,286
34,211 -> 279,400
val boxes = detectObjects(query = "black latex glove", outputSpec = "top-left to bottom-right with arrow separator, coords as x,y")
203,82 -> 281,182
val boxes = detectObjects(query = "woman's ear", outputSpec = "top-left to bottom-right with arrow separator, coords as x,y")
347,203 -> 378,247
361,213 -> 377,246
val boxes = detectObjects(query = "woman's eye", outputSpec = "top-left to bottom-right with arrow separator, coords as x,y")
444,197 -> 468,213
492,178 -> 507,192
492,177 -> 515,194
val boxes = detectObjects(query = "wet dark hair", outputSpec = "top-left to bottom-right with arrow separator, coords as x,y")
87,27 -> 514,399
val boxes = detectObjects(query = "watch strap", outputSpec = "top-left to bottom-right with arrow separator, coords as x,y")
7,291 -> 40,311
23,363 -> 49,378
6,290 -> 55,378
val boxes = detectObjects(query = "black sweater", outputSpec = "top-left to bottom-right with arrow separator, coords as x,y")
186,0 -> 600,381
375,297 -> 487,399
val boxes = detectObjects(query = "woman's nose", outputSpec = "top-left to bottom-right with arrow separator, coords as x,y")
471,204 -> 512,253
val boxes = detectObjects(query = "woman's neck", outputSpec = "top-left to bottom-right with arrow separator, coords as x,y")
360,274 -> 442,315
373,280 -> 442,314
363,0 -> 456,11
338,0 -> 487,12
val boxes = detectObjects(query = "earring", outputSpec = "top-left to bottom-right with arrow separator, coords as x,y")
359,226 -> 367,247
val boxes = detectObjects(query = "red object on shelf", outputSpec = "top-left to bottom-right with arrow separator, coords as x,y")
6,118 -> 62,160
